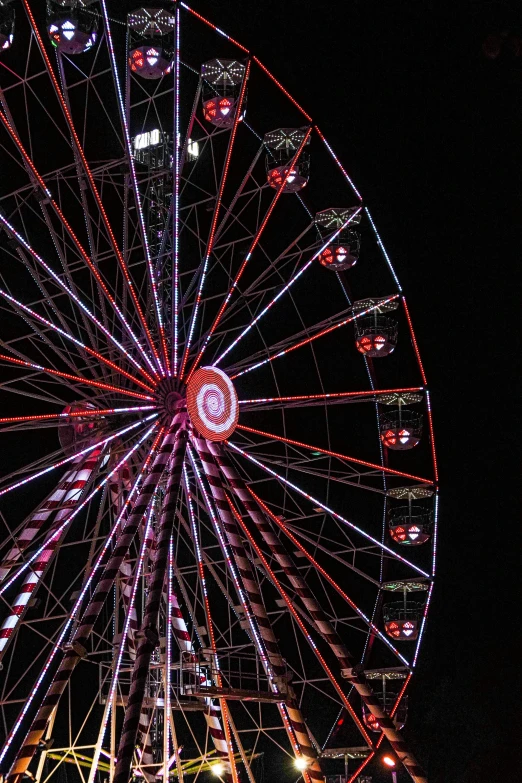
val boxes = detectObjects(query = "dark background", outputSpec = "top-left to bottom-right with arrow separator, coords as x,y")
189,0 -> 521,780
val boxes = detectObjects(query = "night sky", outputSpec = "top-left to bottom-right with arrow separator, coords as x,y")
0,0 -> 520,781
191,0 -> 521,780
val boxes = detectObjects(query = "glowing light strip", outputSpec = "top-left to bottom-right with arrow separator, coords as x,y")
164,531 -> 174,778
253,57 -> 312,122
213,205 -> 359,368
183,462 -> 239,782
313,126 -> 362,201
0,416 -> 152,499
0,352 -> 154,401
100,0 -> 168,376
188,446 -> 303,761
88,505 -> 154,783
0,423 -> 163,765
0,406 -> 155,426
0,285 -> 155,393
179,4 -> 249,53
187,124 -> 312,379
172,4 -> 181,376
402,296 -> 428,386
0,416 -> 158,596
235,424 -> 433,484
0,212 -> 156,384
179,60 -> 251,381
226,442 -> 430,578
238,386 -> 423,406
0,110 -> 157,384
412,582 -> 433,668
425,389 -> 438,483
227,496 -> 373,745
364,207 -> 402,292
248,488 -> 408,666
232,294 -> 400,380
431,491 -> 439,578
22,0 -> 162,378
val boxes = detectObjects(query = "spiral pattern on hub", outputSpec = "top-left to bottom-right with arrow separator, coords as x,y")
186,366 -> 239,441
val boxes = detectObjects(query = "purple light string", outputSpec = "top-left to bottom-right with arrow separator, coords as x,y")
0,414 -> 155,501
88,504 -> 155,782
0,421 -> 157,765
0,416 -> 158,597
0,212 -> 154,381
213,208 -> 362,367
226,441 -> 430,579
172,3 -> 181,376
364,207 -> 402,293
100,0 -> 167,377
232,293 -> 399,380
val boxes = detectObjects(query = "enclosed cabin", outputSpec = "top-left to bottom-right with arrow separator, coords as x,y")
382,581 -> 428,641
387,485 -> 433,546
58,402 -> 99,456
0,1 -> 15,52
201,59 -> 247,128
315,207 -> 361,271
379,391 -> 423,451
264,127 -> 310,192
46,0 -> 98,55
361,670 -> 409,732
353,296 -> 398,357
128,5 -> 176,80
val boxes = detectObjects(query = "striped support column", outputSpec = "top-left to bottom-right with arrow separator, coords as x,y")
7,419 -> 182,783
0,449 -> 103,661
0,458 -> 85,582
113,416 -> 188,783
192,434 -> 323,783
211,442 -> 428,783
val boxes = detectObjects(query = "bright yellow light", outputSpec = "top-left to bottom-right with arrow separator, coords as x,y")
383,755 -> 396,768
294,757 -> 309,771
212,762 -> 225,777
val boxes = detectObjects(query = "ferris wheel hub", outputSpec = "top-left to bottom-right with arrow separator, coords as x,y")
186,366 -> 239,442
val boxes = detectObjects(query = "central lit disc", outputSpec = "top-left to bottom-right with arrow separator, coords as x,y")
186,367 -> 239,442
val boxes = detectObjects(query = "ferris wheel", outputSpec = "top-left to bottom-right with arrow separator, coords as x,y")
0,3 -> 438,783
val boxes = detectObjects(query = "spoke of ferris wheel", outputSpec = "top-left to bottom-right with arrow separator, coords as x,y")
313,126 -> 363,202
0,352 -> 154,401
100,1 -> 169,376
113,419 -> 188,783
213,208 -> 361,368
0,425 -> 165,769
238,387 -> 424,410
87,505 -> 155,783
225,493 -> 373,747
0,405 -> 155,429
0,113 -> 156,385
183,463 -> 240,783
226,441 -> 430,579
0,214 -> 157,386
21,0 -> 163,380
0,286 -> 156,394
235,424 -> 433,485
185,126 -> 313,382
189,441 -> 323,782
179,61 -> 251,382
0,413 -> 154,502
246,487 -> 410,667
0,417 -> 158,600
171,3 -> 181,376
230,293 -> 399,380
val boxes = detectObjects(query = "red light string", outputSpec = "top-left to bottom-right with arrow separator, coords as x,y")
225,493 -> 374,747
180,3 -> 249,53
253,57 -> 312,122
0,406 -> 155,427
186,125 -> 313,382
0,110 -> 157,386
314,126 -> 362,201
0,352 -> 154,401
236,424 -> 432,484
179,59 -> 251,381
22,0 -> 163,378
